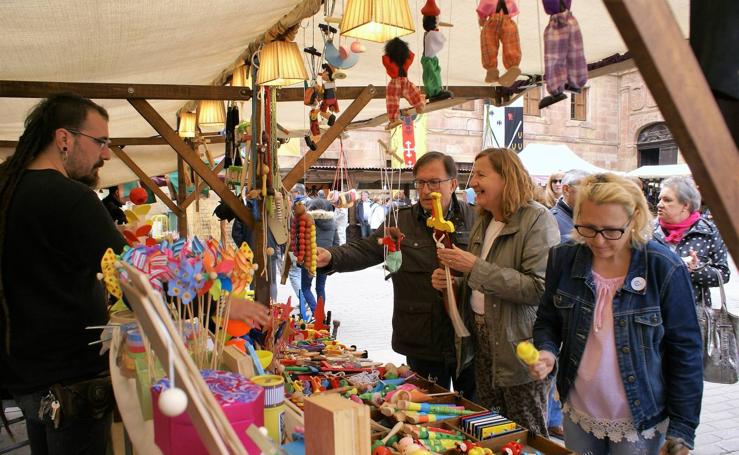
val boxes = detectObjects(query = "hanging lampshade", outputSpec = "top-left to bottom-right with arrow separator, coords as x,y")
197,100 -> 226,131
231,64 -> 251,87
178,112 -> 196,138
340,0 -> 415,43
256,40 -> 308,87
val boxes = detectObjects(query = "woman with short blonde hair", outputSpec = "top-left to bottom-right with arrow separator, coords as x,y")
531,173 -> 703,454
432,148 -> 560,435
570,173 -> 654,246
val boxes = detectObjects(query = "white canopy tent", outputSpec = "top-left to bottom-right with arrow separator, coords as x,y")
518,143 -> 609,181
0,0 -> 690,186
627,163 -> 691,178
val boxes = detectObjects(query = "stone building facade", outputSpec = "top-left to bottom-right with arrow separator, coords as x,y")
279,67 -> 681,187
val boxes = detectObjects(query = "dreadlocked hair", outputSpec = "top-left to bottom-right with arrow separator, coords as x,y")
0,93 -> 108,353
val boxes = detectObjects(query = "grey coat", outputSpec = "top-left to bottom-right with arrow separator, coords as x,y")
457,201 -> 560,385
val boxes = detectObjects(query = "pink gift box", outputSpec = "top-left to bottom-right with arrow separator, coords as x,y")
152,369 -> 264,454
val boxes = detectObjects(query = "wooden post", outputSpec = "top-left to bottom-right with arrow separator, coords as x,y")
110,146 -> 183,217
177,155 -> 188,237
128,98 -> 254,229
603,0 -> 739,259
282,85 -> 376,190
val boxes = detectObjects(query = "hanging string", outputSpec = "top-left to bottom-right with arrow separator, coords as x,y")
444,0 -> 454,92
536,0 -> 545,78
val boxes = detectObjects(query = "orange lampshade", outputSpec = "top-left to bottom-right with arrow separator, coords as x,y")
256,40 -> 308,87
197,100 -> 226,131
178,111 -> 196,138
339,0 -> 415,43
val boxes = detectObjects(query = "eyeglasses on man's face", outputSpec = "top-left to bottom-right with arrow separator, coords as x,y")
574,223 -> 629,240
66,128 -> 111,151
413,178 -> 452,190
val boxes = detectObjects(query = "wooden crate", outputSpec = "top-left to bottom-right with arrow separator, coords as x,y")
440,422 -> 574,455
304,394 -> 371,455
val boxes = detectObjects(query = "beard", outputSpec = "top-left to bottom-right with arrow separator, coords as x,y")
67,159 -> 104,188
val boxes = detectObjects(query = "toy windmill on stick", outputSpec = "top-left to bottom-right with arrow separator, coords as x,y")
426,192 -> 470,337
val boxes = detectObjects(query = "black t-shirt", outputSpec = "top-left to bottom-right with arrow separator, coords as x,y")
1,169 -> 127,394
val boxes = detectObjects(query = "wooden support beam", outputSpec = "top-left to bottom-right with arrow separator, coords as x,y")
0,80 -> 251,100
177,156 -> 188,237
181,160 -> 226,210
282,85 -> 376,189
110,146 -> 183,217
276,85 -> 506,102
604,0 -> 739,259
2,136 -> 226,148
128,98 -> 254,229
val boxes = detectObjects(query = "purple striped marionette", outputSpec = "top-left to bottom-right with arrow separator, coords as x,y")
539,0 -> 588,109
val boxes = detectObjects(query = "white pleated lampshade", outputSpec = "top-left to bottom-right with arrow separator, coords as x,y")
231,64 -> 251,87
256,40 -> 308,87
339,0 -> 415,43
197,100 -> 226,131
178,112 -> 196,138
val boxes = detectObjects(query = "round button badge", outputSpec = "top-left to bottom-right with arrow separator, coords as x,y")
631,277 -> 646,291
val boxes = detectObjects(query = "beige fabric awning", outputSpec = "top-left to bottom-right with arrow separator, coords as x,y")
0,0 -> 689,186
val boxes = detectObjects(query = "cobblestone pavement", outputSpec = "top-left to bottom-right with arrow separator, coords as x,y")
2,260 -> 737,454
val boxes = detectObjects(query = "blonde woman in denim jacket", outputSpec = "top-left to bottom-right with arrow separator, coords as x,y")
530,174 -> 703,455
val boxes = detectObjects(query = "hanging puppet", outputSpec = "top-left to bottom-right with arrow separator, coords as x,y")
421,0 -> 453,101
304,89 -> 321,151
477,0 -> 521,87
318,63 -> 338,126
539,0 -> 587,108
378,226 -> 405,274
383,38 -> 426,131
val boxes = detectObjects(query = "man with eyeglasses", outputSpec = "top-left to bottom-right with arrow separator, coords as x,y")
316,152 -> 477,397
0,93 -> 127,454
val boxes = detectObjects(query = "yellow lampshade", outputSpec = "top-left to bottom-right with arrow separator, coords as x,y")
197,100 -> 226,131
178,112 -> 196,138
232,64 -> 251,87
340,0 -> 415,43
256,40 -> 308,87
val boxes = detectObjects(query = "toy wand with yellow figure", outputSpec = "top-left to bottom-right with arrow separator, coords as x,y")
427,192 -> 470,337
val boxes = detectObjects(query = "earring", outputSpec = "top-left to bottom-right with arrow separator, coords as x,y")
60,146 -> 68,162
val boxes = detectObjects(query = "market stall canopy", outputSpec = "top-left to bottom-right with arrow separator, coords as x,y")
627,163 -> 691,178
519,143 -> 609,180
0,0 -> 690,186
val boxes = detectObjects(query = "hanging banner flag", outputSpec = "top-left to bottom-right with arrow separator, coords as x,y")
482,97 -> 524,152
390,113 -> 427,168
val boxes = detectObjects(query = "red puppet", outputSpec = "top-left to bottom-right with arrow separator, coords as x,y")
383,38 -> 426,131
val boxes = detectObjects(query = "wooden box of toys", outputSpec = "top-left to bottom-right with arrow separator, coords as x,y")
438,419 -> 574,455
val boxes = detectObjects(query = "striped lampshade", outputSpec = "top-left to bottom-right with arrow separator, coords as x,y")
339,0 -> 415,43
256,40 -> 308,87
178,111 -> 196,138
231,64 -> 251,87
197,100 -> 226,131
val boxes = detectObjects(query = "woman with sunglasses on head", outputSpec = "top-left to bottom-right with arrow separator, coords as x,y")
530,173 -> 703,455
432,148 -> 560,435
544,172 -> 564,208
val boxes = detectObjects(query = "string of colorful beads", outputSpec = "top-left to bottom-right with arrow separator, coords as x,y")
291,202 -> 317,276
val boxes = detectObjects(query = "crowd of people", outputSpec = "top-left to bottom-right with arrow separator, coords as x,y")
0,93 -> 731,455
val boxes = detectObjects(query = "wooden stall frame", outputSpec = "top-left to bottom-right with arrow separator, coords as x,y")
603,0 -> 739,259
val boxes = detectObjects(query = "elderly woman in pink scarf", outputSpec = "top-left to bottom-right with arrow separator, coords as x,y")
654,176 -> 730,309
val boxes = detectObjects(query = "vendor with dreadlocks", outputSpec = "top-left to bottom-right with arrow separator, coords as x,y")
0,93 -> 126,453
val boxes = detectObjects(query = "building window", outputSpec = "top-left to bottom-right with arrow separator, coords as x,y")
523,87 -> 541,116
570,88 -> 588,121
452,100 -> 476,111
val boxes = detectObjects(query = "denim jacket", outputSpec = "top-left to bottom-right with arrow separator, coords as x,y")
533,240 -> 703,448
